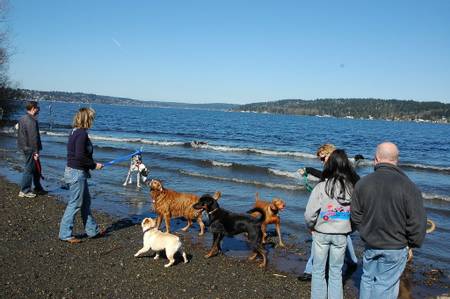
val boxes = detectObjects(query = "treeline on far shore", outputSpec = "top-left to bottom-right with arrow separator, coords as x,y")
2,89 -> 449,124
233,98 -> 450,123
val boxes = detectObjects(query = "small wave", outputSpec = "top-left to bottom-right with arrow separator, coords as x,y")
422,192 -> 450,202
268,168 -> 301,179
42,131 -> 68,137
89,134 -> 185,146
179,170 -> 306,191
211,160 -> 233,167
400,163 -> 450,173
0,127 -> 17,134
200,144 -> 317,159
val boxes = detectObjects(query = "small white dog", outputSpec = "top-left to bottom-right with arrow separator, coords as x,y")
134,217 -> 188,267
123,154 -> 149,188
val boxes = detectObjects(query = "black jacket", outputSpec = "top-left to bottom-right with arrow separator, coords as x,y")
305,167 -> 360,181
17,114 -> 42,153
351,163 -> 426,249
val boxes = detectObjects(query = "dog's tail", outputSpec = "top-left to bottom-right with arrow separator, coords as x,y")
246,207 -> 266,223
427,219 -> 436,234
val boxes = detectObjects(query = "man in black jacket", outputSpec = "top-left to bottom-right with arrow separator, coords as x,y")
17,101 -> 46,198
351,142 -> 426,299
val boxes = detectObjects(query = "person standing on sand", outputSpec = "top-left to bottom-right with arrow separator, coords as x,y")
298,144 -> 358,281
17,101 -> 47,198
351,142 -> 426,299
59,107 -> 106,243
305,149 -> 359,299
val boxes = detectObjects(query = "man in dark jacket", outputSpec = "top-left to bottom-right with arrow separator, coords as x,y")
351,142 -> 426,299
17,101 -> 46,197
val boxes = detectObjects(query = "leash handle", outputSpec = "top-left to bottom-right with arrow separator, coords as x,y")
103,149 -> 143,167
34,157 -> 45,180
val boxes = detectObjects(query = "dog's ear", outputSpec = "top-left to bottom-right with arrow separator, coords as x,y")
147,217 -> 155,227
143,218 -> 151,225
213,191 -> 221,201
255,192 -> 260,202
157,181 -> 163,191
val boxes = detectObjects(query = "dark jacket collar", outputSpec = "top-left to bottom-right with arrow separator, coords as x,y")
374,162 -> 406,177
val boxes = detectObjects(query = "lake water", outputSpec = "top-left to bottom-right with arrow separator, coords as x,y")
1,101 -> 449,292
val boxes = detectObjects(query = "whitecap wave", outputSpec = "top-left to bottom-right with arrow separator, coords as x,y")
179,170 -> 306,191
422,192 -> 450,202
88,134 -> 185,146
42,131 -> 68,137
0,127 -> 17,134
401,163 -> 450,173
268,168 -> 301,179
211,160 -> 233,167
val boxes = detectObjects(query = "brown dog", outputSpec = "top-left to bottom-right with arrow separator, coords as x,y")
148,179 -> 221,236
249,192 -> 286,247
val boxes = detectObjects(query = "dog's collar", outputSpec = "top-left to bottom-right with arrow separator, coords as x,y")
270,206 -> 279,214
208,208 -> 219,215
143,227 -> 155,234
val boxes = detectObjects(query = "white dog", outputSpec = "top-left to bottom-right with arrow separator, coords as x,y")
134,217 -> 188,267
123,154 -> 149,188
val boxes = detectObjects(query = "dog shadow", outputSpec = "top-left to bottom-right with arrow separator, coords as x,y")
106,217 -> 140,234
136,250 -> 193,267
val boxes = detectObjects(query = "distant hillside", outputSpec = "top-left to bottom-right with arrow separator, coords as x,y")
233,98 -> 450,123
19,89 -> 237,111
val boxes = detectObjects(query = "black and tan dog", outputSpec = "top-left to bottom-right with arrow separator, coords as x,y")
192,194 -> 267,268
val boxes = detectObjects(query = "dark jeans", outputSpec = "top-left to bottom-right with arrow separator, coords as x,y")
20,151 -> 43,193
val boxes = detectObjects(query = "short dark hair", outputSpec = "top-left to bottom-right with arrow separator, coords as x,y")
26,101 -> 39,111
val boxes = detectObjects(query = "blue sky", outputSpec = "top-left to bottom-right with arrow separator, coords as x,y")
8,0 -> 450,104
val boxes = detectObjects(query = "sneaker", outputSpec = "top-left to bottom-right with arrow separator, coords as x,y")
33,189 -> 48,196
18,191 -> 36,198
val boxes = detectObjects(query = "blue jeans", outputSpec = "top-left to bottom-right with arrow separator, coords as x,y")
59,167 -> 100,240
20,151 -> 43,193
305,234 -> 357,274
359,247 -> 408,299
311,232 -> 347,299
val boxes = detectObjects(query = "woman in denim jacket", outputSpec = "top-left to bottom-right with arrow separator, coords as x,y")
59,108 -> 105,243
304,149 -> 358,299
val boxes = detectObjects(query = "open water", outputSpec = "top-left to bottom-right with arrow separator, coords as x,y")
1,101 -> 449,286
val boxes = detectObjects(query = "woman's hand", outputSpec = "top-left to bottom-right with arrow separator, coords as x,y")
95,163 -> 104,170
297,168 -> 305,176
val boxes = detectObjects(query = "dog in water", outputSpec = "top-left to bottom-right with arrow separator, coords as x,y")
123,154 -> 149,188
192,193 -> 268,268
134,217 -> 188,267
249,192 -> 286,247
148,179 -> 221,236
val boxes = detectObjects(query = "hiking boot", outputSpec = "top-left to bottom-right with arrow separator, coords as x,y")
18,191 -> 37,198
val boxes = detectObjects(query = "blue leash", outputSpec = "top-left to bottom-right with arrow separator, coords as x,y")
103,149 -> 143,167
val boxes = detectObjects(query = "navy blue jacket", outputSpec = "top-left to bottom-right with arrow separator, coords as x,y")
67,128 -> 96,171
